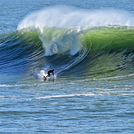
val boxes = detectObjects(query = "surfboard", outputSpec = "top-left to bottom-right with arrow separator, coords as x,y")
43,75 -> 56,81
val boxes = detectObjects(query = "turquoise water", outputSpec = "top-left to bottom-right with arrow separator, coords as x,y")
0,0 -> 134,133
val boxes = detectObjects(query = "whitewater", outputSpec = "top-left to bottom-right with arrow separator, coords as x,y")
0,0 -> 134,133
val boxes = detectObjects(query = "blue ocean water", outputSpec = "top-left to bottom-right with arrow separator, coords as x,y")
0,0 -> 134,133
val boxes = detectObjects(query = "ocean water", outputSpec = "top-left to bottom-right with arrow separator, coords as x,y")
0,0 -> 134,133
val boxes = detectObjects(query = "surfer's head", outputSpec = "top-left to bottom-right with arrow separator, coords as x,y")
53,69 -> 54,71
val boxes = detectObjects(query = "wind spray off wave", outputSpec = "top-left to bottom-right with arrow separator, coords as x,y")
17,6 -> 134,30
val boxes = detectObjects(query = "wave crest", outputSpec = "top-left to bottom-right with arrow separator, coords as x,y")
18,5 -> 134,31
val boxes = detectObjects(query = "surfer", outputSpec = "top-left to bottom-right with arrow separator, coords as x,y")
43,69 -> 54,81
47,69 -> 54,77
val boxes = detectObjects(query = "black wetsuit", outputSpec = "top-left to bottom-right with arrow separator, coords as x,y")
47,70 -> 54,77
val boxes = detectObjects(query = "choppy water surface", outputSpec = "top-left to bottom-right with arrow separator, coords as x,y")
0,77 -> 134,133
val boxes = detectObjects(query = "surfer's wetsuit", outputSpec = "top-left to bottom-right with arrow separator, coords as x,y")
47,69 -> 54,77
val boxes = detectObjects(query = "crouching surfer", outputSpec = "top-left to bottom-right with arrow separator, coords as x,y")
44,69 -> 54,81
47,69 -> 54,77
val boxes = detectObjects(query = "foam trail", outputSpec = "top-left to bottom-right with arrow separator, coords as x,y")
35,93 -> 95,99
37,70 -> 46,80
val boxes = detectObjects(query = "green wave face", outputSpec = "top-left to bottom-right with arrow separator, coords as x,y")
83,27 -> 134,50
75,27 -> 134,78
